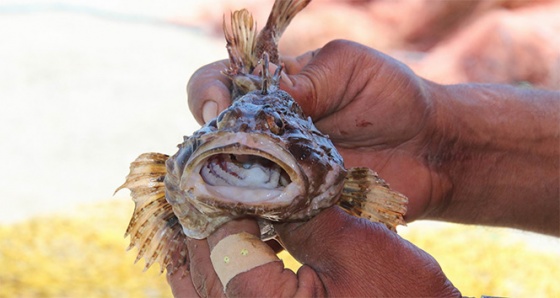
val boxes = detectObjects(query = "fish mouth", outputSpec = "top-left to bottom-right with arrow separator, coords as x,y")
201,153 -> 291,189
181,132 -> 305,214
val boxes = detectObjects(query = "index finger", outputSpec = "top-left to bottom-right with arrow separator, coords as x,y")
187,60 -> 232,124
207,220 -> 296,297
280,49 -> 317,75
184,218 -> 324,297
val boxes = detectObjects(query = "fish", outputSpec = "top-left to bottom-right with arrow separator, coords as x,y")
117,0 -> 407,275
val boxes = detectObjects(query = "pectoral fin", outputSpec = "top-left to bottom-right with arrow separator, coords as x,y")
338,167 -> 408,232
116,152 -> 187,274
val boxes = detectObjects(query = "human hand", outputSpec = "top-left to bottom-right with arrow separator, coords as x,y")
188,39 -> 447,221
179,37 -> 557,297
167,207 -> 461,297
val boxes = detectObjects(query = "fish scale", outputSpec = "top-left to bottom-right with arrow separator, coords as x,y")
117,0 -> 407,275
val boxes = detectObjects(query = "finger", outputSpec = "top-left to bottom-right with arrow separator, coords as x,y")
205,219 -> 319,297
206,218 -> 261,249
186,237 -> 225,297
166,266 -> 200,298
274,207 -> 349,268
207,219 -> 288,296
279,40 -> 363,120
281,49 -> 318,75
274,206 -> 419,296
187,60 -> 232,124
294,265 -> 327,297
276,207 -> 461,297
274,207 -> 389,291
186,218 -> 261,297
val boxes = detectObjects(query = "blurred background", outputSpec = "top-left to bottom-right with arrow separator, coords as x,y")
1,0 -> 559,297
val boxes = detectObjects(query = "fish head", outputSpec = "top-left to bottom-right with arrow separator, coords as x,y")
165,89 -> 347,239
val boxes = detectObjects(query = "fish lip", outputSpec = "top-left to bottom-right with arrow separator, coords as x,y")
181,132 -> 306,212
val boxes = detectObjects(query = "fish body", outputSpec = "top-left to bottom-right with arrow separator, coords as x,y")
118,0 -> 407,274
166,84 -> 347,240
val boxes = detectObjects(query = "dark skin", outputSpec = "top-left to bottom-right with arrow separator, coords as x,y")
169,40 -> 559,297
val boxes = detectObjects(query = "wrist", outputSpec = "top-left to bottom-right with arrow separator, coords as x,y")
425,82 -> 559,234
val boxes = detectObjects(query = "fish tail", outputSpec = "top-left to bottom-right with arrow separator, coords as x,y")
116,152 -> 188,274
223,0 -> 311,98
265,0 -> 312,41
338,167 -> 408,232
257,0 -> 312,63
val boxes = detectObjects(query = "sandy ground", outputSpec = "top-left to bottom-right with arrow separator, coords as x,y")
0,0 -> 225,223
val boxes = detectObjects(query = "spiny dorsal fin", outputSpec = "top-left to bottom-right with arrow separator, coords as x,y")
338,167 -> 408,232
223,9 -> 258,76
223,0 -> 311,100
116,153 -> 188,274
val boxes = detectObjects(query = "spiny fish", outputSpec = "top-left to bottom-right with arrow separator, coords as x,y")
117,0 -> 407,275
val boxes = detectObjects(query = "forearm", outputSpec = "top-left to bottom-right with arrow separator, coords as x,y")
427,82 -> 559,236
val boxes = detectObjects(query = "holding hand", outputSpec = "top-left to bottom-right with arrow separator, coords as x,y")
174,38 -> 558,296
188,40 -> 448,222
188,39 -> 559,235
168,207 -> 461,297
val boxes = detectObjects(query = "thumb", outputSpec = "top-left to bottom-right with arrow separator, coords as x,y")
275,207 -> 385,296
274,207 -> 462,297
278,40 -> 368,121
187,59 -> 232,124
275,207 -> 381,274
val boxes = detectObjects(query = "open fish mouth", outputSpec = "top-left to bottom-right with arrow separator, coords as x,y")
182,132 -> 305,209
201,153 -> 291,189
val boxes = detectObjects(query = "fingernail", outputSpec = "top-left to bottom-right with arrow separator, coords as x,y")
202,101 -> 218,123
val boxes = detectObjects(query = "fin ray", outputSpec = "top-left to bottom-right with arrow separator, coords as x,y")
223,9 -> 258,75
338,167 -> 408,232
256,0 -> 312,63
117,152 -> 188,274
264,0 -> 312,41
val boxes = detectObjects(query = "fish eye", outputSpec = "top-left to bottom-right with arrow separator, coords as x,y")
266,113 -> 285,135
274,116 -> 284,128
